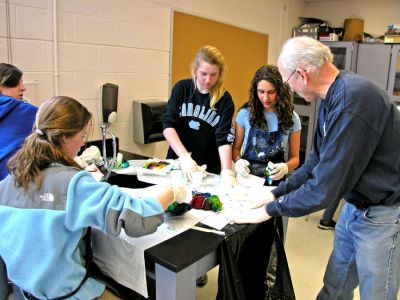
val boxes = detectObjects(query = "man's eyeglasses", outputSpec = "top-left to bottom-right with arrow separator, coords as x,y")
284,69 -> 296,84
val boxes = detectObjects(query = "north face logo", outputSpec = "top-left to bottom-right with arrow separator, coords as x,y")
40,193 -> 54,202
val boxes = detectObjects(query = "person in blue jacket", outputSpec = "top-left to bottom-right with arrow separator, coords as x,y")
0,63 -> 38,300
231,37 -> 400,299
0,96 -> 185,299
0,63 -> 37,180
233,65 -> 301,185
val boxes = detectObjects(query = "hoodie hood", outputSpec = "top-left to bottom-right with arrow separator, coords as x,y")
0,95 -> 21,121
0,94 -> 37,180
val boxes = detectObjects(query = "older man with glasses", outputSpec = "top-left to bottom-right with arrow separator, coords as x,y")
231,36 -> 400,300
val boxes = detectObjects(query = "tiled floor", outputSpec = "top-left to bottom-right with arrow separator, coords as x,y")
196,209 -> 361,300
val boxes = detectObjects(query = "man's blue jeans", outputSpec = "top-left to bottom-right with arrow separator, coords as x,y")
318,202 -> 400,300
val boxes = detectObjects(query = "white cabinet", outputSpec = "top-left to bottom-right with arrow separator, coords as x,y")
293,97 -> 317,165
356,43 -> 400,104
323,41 -> 358,72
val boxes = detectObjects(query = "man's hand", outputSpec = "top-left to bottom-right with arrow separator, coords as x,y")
228,206 -> 271,224
249,188 -> 276,208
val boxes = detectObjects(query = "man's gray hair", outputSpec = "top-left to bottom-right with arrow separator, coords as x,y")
279,36 -> 333,75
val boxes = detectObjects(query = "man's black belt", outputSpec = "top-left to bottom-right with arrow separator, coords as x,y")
353,202 -> 370,209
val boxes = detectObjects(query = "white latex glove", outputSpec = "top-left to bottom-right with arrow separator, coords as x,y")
269,162 -> 288,180
171,184 -> 187,204
80,145 -> 102,164
75,156 -> 88,168
228,206 -> 271,224
248,189 -> 276,208
85,164 -> 104,182
220,169 -> 238,187
234,159 -> 250,177
179,153 -> 201,181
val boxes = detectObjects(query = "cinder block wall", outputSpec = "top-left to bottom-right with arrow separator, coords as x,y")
3,0 -> 396,158
1,0 -> 305,158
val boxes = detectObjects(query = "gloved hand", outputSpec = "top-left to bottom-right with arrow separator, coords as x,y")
269,162 -> 288,180
79,145 -> 102,165
220,169 -> 238,187
248,188 -> 276,208
171,184 -> 187,204
85,163 -> 104,182
179,153 -> 201,181
228,206 -> 271,224
234,159 -> 250,177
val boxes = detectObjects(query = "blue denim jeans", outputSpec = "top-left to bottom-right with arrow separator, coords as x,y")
317,202 -> 400,300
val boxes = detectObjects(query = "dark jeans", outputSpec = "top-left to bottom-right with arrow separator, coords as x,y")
322,198 -> 342,221
0,257 -> 23,300
0,257 -> 7,300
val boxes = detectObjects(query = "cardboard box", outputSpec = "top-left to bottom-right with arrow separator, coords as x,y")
384,35 -> 400,44
343,18 -> 364,41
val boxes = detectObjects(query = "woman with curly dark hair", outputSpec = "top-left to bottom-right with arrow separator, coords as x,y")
233,65 -> 301,185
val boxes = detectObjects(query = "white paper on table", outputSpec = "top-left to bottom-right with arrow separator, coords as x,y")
120,209 -> 207,250
136,171 -> 221,187
93,186 -> 209,298
236,173 -> 265,187
111,165 -> 136,175
136,172 -> 172,185
200,211 -> 230,230
95,179 -> 274,296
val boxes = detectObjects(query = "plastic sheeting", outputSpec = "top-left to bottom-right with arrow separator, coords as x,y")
216,218 -> 295,300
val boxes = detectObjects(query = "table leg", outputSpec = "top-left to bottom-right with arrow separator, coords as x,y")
155,263 -> 197,300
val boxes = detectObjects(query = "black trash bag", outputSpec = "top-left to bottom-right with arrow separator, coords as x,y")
216,220 -> 275,300
216,217 -> 295,300
265,217 -> 296,300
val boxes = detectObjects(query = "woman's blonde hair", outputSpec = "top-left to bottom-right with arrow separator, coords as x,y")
191,45 -> 227,110
7,96 -> 92,191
